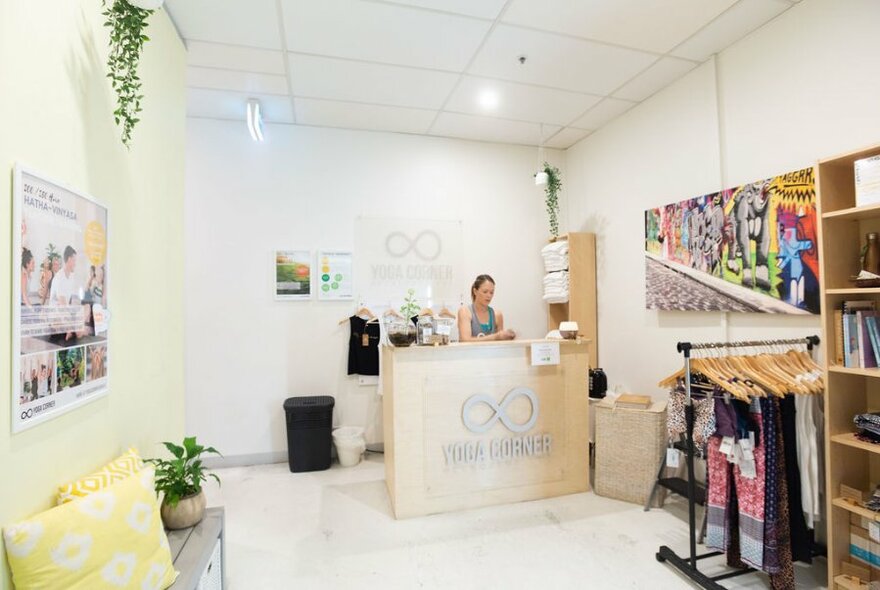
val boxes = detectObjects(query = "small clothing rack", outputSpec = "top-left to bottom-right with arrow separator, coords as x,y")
655,335 -> 820,590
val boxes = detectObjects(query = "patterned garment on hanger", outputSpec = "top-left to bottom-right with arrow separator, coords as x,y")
735,400 -> 766,570
667,379 -> 717,445
706,436 -> 732,552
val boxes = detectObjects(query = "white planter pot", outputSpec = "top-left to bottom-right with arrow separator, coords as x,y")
161,489 -> 207,530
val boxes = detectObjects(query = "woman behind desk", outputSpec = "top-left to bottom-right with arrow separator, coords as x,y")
457,274 -> 516,341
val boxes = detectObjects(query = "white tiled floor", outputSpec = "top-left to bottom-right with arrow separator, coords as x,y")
203,455 -> 827,589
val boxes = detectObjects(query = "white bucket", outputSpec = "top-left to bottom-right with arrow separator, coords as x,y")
332,427 -> 366,467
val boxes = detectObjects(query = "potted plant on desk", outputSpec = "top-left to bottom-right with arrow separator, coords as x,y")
149,436 -> 221,530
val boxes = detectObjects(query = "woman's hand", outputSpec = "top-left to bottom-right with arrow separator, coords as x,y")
497,329 -> 516,341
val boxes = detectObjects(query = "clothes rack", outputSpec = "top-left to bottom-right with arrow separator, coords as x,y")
655,335 -> 820,590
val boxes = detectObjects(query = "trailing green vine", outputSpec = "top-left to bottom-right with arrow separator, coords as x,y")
102,0 -> 154,147
542,162 -> 562,238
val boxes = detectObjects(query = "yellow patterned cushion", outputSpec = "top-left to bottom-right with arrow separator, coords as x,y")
3,466 -> 178,590
57,448 -> 144,505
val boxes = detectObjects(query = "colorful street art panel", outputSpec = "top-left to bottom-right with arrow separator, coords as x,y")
644,167 -> 818,314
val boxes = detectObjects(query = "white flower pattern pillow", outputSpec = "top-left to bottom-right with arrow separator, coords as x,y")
3,466 -> 177,590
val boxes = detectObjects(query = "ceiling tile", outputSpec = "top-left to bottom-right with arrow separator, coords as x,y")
295,98 -> 436,134
186,41 -> 286,76
430,112 -> 561,146
544,127 -> 592,149
288,54 -> 458,110
377,0 -> 506,19
671,0 -> 792,62
188,67 -> 289,96
164,0 -> 282,50
445,76 -> 601,126
502,0 -> 737,54
469,25 -> 656,95
570,97 -> 636,130
612,57 -> 697,102
187,88 -> 295,124
280,0 -> 490,71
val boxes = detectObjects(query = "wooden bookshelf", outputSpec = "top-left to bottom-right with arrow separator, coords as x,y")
545,232 -> 597,368
818,142 -> 880,589
831,432 -> 880,455
831,497 -> 879,522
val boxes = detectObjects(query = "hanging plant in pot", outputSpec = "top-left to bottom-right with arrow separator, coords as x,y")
102,0 -> 163,147
540,162 -> 562,239
149,436 -> 221,530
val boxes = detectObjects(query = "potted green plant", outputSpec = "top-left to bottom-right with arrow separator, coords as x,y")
102,0 -> 159,147
541,162 -> 562,238
148,436 -> 221,530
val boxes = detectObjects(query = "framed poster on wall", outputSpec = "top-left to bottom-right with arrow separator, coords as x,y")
12,165 -> 110,432
275,250 -> 312,300
317,250 -> 353,300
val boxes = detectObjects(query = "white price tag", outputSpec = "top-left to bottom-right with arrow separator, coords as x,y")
666,448 -> 680,469
719,437 -> 734,455
741,447 -> 754,461
749,431 -> 756,448
740,459 -> 757,479
740,438 -> 753,453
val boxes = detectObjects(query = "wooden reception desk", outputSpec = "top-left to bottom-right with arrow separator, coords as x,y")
382,339 -> 590,519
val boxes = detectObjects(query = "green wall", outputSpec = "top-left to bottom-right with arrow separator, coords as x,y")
0,1 -> 186,587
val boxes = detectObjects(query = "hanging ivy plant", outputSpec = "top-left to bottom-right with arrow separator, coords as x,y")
542,162 -> 562,238
102,0 -> 154,147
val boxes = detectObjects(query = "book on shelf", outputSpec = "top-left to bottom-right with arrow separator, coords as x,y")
857,311 -> 878,369
835,310 -> 845,366
845,313 -> 860,368
867,316 -> 880,367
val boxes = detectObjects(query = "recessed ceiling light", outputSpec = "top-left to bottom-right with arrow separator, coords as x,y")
478,89 -> 499,110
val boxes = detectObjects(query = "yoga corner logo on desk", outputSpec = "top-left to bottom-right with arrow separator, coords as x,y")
443,387 -> 553,467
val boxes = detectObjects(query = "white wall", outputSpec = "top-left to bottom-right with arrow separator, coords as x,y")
565,0 -> 880,397
185,121 -> 562,461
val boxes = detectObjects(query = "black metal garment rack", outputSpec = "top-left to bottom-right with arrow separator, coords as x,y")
655,335 -> 820,589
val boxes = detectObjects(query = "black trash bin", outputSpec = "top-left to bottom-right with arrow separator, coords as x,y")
283,396 -> 335,473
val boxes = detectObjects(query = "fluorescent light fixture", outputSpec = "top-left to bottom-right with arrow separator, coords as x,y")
478,89 -> 499,110
246,98 -> 265,142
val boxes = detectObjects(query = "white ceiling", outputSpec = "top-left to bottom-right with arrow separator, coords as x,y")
167,0 -> 797,148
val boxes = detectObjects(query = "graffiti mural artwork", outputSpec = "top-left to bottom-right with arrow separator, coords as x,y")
645,167 -> 819,314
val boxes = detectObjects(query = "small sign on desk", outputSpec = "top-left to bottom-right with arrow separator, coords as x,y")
531,342 -> 560,366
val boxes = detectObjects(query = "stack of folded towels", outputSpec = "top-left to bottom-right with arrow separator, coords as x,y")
854,412 -> 880,444
541,241 -> 569,273
543,271 -> 569,304
542,241 -> 570,303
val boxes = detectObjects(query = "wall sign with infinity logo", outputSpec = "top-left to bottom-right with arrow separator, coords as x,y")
461,387 -> 539,434
385,230 -> 442,261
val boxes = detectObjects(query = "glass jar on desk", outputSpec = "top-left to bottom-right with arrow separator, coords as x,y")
417,315 -> 434,345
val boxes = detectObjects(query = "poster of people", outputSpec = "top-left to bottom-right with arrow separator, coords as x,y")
275,250 -> 312,300
644,167 -> 818,314
13,166 -> 110,432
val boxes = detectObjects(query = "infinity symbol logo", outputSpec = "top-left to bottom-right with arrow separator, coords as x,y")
385,230 -> 442,261
462,387 -> 539,434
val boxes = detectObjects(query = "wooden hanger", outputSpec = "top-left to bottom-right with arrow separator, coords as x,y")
383,308 -> 403,319
437,304 -> 456,319
338,306 -> 375,325
418,307 -> 435,317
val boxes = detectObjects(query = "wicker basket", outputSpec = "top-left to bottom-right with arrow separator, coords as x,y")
594,398 -> 668,506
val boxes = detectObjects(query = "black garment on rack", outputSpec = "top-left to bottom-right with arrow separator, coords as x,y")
347,316 -> 380,376
779,395 -> 812,564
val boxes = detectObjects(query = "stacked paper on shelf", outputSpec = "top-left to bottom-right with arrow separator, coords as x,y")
541,241 -> 569,273
543,270 -> 569,303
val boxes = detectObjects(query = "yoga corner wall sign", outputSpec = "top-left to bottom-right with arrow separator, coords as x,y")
13,165 -> 111,432
444,387 -> 553,467
644,166 -> 818,314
